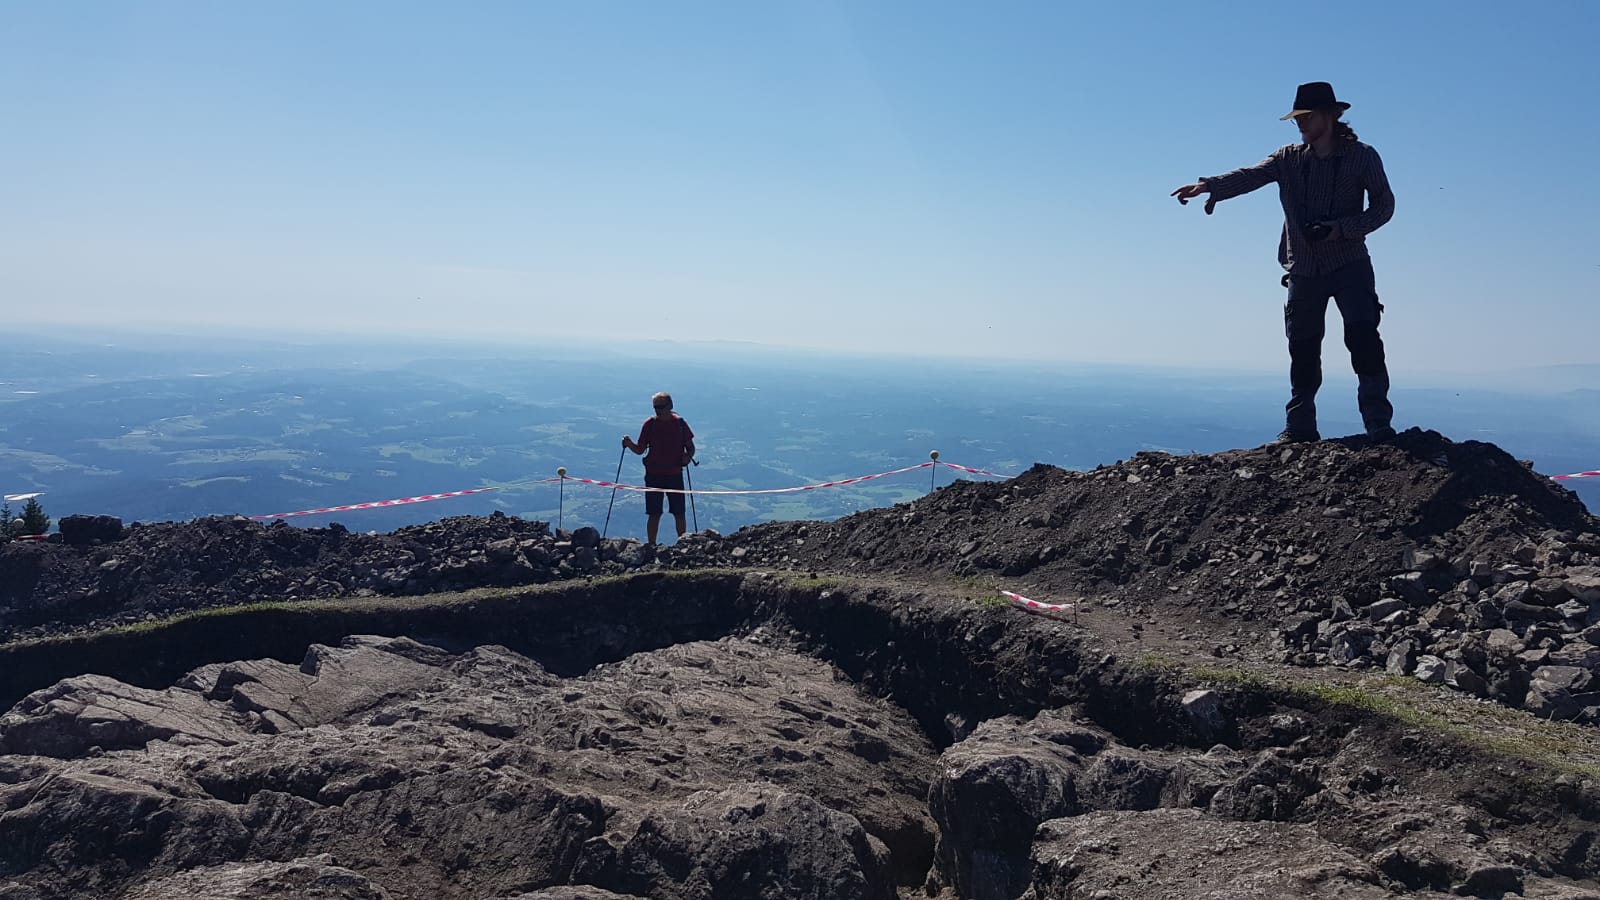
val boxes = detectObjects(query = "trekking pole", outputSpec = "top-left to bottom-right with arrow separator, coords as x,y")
556,467 -> 567,532
601,448 -> 625,539
685,462 -> 699,533
929,449 -> 940,493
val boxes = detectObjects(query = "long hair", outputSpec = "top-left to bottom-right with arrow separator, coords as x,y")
1332,112 -> 1359,143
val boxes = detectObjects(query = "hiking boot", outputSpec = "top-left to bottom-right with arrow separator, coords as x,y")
1274,429 -> 1320,445
1365,425 -> 1397,444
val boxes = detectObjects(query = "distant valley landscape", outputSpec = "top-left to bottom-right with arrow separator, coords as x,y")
2,329 -> 1595,540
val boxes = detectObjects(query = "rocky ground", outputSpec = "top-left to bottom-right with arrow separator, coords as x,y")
4,600 -> 1600,899
6,428 -> 1598,725
4,427 -> 1600,898
0,634 -> 931,899
722,428 -> 1600,724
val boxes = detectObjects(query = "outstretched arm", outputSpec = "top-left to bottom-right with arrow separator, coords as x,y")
1174,150 -> 1284,212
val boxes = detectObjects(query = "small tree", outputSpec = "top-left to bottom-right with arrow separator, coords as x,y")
0,502 -> 13,537
16,498 -> 49,536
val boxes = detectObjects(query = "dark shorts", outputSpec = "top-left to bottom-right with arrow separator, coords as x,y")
644,470 -> 685,517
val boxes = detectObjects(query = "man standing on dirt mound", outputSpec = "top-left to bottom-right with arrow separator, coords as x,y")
622,391 -> 696,546
1172,81 -> 1397,445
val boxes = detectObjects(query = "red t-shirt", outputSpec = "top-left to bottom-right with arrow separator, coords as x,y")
637,414 -> 694,473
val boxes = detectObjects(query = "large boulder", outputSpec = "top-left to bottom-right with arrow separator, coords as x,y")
1027,808 -> 1396,899
1208,749 -> 1323,822
1525,665 -> 1599,719
585,786 -> 896,900
56,514 -> 124,545
0,636 -> 937,899
0,673 -> 251,757
201,635 -> 450,730
924,709 -> 1210,900
122,857 -> 393,900
926,712 -> 1099,900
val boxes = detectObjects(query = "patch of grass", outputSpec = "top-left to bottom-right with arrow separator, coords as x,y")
1188,665 -> 1273,691
6,587 -> 514,649
1132,652 -> 1185,674
1304,681 -> 1600,780
974,594 -> 1010,608
1299,682 -> 1433,727
4,567 -> 753,653
1149,657 -> 1600,781
779,573 -> 848,591
947,574 -> 1004,595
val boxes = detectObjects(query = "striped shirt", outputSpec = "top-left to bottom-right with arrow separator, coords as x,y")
1202,139 -> 1395,276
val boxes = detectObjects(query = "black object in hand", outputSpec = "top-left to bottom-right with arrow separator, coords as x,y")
1303,221 -> 1333,242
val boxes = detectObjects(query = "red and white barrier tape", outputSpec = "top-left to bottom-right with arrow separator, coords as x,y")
1002,590 -> 1076,620
251,487 -> 507,521
564,462 -> 941,495
941,462 -> 1014,478
17,454 -> 1598,531
245,460 -> 1015,521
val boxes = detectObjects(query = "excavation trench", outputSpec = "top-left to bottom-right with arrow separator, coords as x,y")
2,571 -> 1599,900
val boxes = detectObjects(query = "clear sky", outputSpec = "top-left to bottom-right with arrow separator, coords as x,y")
2,1 -> 1595,372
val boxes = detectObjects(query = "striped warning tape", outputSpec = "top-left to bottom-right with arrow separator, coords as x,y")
245,461 -> 1015,521
940,462 -> 1014,479
1551,470 -> 1600,482
249,487 -> 504,520
562,462 -> 940,495
101,457 -> 1600,526
1002,590 -> 1076,621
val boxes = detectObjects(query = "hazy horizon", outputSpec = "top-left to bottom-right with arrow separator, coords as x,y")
9,322 -> 1600,390
3,328 -> 1595,539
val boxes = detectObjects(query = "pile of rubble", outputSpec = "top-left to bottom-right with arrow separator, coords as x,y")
7,428 -> 1599,724
0,514 -> 675,641
722,429 -> 1600,722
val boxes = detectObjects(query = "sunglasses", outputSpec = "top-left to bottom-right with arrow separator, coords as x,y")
653,404 -> 669,410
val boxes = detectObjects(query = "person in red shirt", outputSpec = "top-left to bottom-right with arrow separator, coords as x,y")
621,391 -> 696,545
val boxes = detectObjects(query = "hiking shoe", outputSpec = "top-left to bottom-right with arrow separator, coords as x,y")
1274,429 -> 1320,445
1365,425 -> 1397,444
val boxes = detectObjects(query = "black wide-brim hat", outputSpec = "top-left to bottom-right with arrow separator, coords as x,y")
1280,81 -> 1351,120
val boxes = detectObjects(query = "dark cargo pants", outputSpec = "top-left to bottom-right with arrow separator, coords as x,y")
1283,256 -> 1393,436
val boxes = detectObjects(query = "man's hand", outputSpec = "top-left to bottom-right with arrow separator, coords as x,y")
621,436 -> 636,451
1171,182 -> 1218,214
1305,221 -> 1335,242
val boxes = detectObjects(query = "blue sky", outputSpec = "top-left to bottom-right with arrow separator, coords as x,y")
2,1 -> 1595,371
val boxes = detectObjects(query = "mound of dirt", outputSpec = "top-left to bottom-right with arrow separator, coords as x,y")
0,514 -> 666,642
5,428 -> 1599,727
719,429 -> 1600,722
